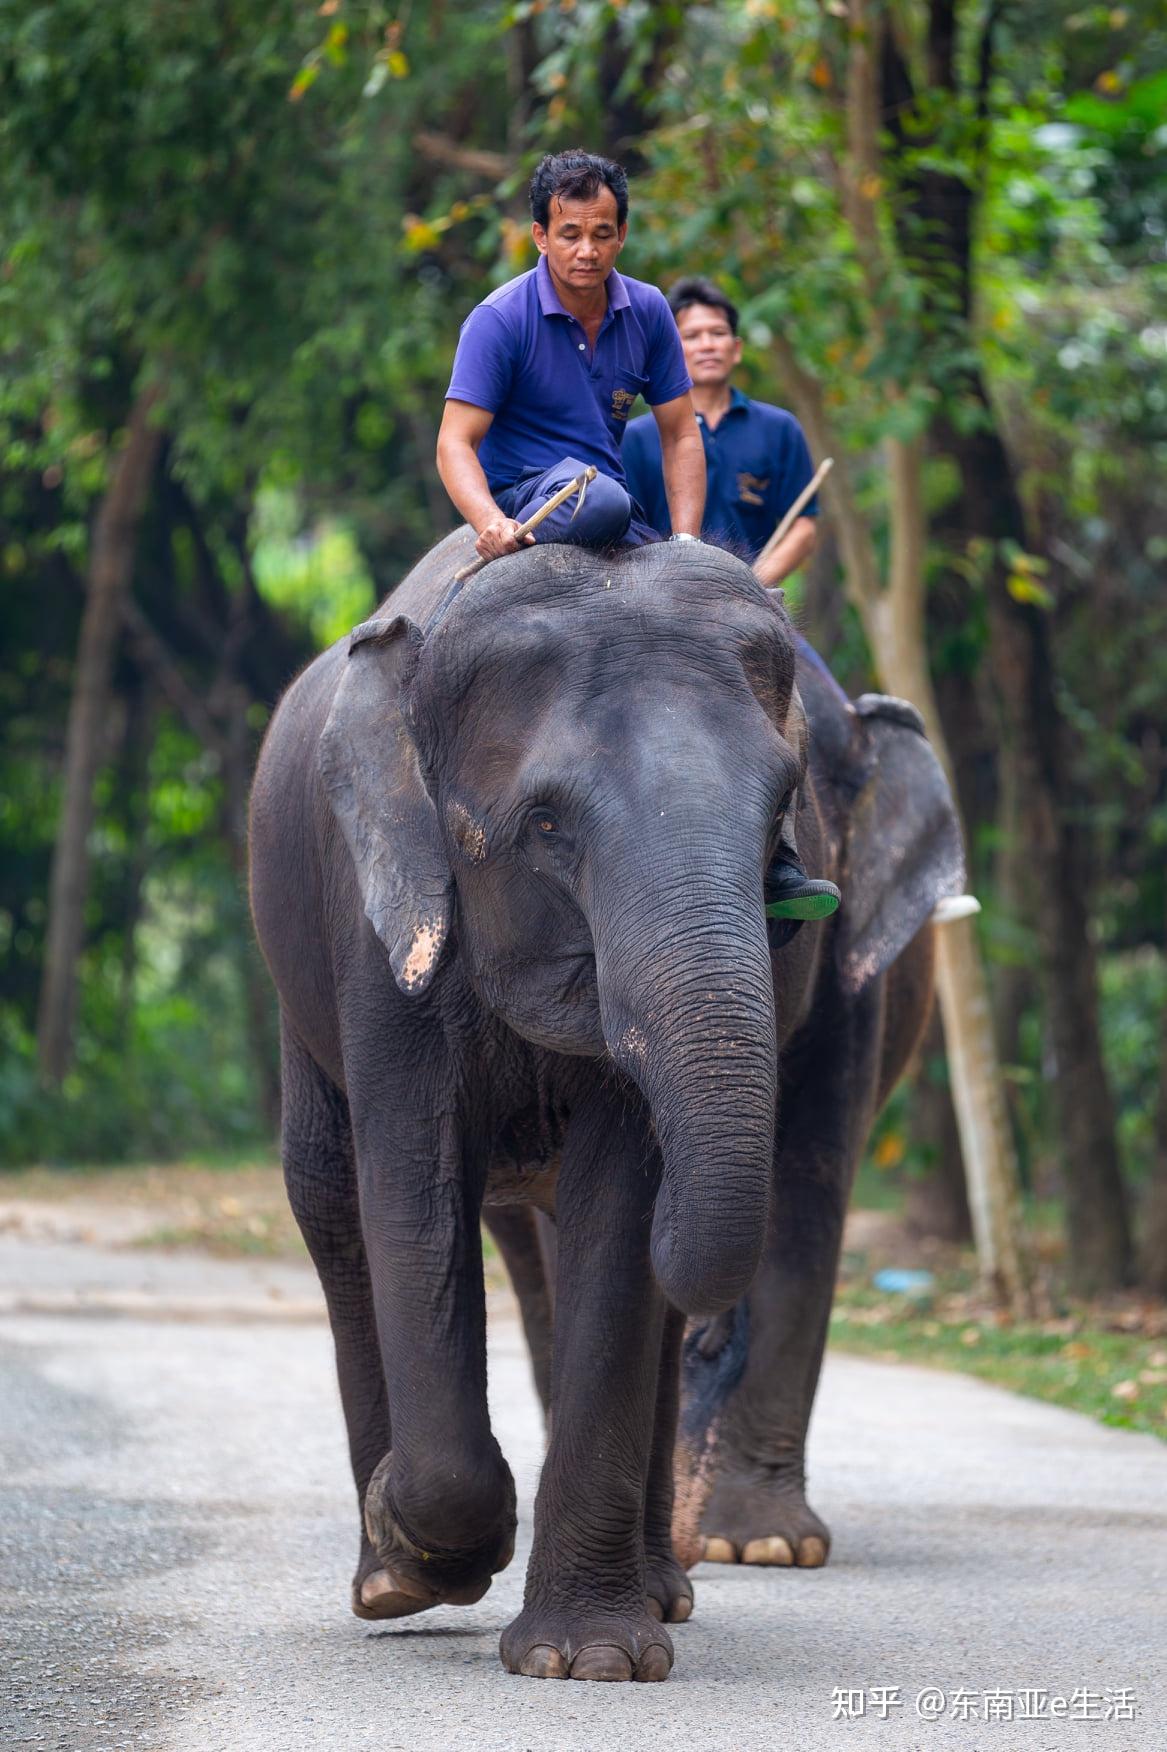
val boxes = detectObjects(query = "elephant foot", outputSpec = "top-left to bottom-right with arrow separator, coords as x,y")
500,1604 -> 673,1683
644,1548 -> 695,1624
354,1449 -> 516,1621
692,1459 -> 830,1570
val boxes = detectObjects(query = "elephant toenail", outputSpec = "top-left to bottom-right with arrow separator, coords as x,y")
360,1570 -> 395,1606
570,1645 -> 634,1682
646,1598 -> 664,1621
519,1645 -> 568,1679
702,1536 -> 737,1563
742,1536 -> 795,1566
797,1535 -> 827,1567
669,1595 -> 693,1623
636,1644 -> 673,1682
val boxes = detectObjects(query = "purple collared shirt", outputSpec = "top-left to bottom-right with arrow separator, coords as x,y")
445,256 -> 692,494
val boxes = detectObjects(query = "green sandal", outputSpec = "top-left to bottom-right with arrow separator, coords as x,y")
764,876 -> 841,923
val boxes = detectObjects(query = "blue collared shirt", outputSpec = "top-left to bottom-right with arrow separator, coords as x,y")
445,256 -> 692,494
623,387 -> 818,554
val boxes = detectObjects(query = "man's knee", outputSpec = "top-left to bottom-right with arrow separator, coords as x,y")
530,462 -> 631,548
568,471 -> 631,546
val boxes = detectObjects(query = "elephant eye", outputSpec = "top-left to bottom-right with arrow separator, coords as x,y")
533,813 -> 560,838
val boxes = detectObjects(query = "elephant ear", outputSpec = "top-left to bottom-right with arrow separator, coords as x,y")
318,615 -> 452,996
837,694 -> 966,996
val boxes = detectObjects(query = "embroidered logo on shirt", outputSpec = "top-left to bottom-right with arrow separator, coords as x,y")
610,387 -> 638,421
737,472 -> 770,506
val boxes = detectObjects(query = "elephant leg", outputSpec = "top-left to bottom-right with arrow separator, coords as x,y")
278,1017 -> 394,1618
642,1307 -> 694,1625
500,1091 -> 673,1683
484,1207 -> 553,1422
681,1000 -> 880,1571
342,1036 -> 517,1621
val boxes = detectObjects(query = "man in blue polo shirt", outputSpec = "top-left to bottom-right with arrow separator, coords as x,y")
623,277 -> 819,584
623,277 -> 841,922
437,150 -> 705,559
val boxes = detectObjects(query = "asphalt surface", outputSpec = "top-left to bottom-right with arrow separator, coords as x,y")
2,1236 -> 1165,1752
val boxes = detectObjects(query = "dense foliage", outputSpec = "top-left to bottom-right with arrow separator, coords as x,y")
1,2 -> 1163,1287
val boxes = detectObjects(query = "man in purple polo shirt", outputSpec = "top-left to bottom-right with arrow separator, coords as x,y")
437,152 -> 838,923
436,150 -> 706,559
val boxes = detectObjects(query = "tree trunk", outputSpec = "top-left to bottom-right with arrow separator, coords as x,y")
773,334 -> 1030,1312
115,680 -> 159,1045
1138,912 -> 1167,1294
905,1012 -> 973,1245
598,12 -> 681,168
875,2 -> 1131,1293
951,415 -> 1132,1294
37,382 -> 165,1083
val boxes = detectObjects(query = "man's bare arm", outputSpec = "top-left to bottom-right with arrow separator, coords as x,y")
436,400 -> 535,559
651,394 -> 706,538
754,516 -> 817,589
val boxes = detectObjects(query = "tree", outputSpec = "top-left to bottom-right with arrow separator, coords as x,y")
1,0 -> 369,1080
35,384 -> 164,1079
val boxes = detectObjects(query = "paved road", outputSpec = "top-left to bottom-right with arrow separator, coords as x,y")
2,1238 -> 1165,1752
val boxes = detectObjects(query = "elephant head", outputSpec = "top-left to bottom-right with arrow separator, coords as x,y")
320,544 -> 806,1316
318,543 -> 962,1318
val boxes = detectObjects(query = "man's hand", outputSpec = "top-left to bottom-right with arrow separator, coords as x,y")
475,515 -> 536,561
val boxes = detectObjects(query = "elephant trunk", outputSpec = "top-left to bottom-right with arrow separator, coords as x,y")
593,874 -> 777,1318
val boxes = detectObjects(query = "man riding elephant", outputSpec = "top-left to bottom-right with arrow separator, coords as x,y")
436,149 -> 705,558
436,147 -> 838,920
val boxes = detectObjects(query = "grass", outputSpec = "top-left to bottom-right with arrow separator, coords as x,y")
830,1267 -> 1167,1442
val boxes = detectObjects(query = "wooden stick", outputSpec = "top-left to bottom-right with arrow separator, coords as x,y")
452,467 -> 598,583
755,457 -> 834,566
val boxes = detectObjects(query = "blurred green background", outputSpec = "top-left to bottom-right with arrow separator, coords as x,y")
1,0 -> 1163,1295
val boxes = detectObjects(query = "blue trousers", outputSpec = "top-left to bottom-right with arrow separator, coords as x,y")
497,455 -> 657,549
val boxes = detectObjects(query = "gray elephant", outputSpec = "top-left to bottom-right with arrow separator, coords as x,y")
249,530 -> 963,1683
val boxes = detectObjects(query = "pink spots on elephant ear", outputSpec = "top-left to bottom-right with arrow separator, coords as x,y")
400,919 -> 442,989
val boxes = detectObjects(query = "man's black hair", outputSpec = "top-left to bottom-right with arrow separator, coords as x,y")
667,277 -> 739,335
528,151 -> 629,229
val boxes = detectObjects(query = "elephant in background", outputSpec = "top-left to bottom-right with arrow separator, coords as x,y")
249,529 -> 963,1683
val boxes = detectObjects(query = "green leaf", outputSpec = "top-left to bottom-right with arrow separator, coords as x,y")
1006,573 -> 1055,608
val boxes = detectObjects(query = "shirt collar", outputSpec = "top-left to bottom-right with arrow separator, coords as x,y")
535,254 -> 630,317
696,386 -> 751,428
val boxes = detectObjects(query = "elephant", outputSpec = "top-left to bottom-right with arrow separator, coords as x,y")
248,528 -> 964,1684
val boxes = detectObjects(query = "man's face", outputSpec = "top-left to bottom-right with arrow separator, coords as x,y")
675,302 -> 743,387
532,187 -> 627,295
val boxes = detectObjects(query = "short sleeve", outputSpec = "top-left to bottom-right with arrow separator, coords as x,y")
642,291 -> 693,408
779,416 -> 818,517
446,304 -> 515,413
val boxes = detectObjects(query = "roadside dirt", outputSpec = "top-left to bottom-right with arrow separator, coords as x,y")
0,1160 -> 305,1256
